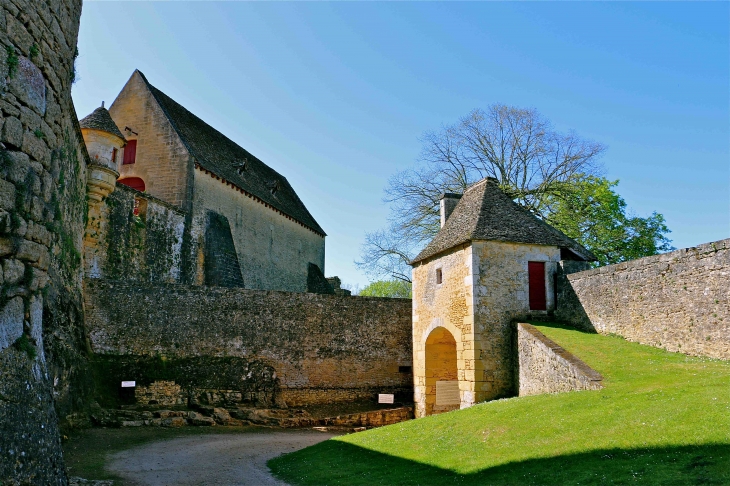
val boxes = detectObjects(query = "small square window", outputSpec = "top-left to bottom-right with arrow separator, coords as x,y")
436,268 -> 442,284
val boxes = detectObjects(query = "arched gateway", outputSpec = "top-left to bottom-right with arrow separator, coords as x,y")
425,327 -> 460,415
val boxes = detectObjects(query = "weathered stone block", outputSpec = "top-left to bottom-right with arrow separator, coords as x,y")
19,106 -> 42,132
8,57 -> 46,115
1,116 -> 24,148
161,417 -> 187,428
21,129 -> 50,167
0,297 -> 24,352
28,268 -> 48,291
0,178 -> 16,210
0,236 -> 15,256
3,258 -> 24,284
187,412 -> 215,426
16,238 -> 48,267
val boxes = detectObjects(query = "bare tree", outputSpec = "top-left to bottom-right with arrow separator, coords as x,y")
358,104 -> 606,281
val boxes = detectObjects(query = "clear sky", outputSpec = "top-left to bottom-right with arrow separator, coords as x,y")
74,2 -> 729,289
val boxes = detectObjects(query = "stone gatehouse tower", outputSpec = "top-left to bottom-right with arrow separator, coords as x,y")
410,177 -> 594,417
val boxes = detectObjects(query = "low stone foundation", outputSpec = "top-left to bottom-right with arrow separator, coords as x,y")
90,404 -> 413,430
517,323 -> 603,396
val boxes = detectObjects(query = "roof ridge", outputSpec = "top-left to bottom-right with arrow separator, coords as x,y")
411,178 -> 596,264
132,71 -> 326,236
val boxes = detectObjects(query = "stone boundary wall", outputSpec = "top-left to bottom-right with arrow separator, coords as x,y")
84,280 -> 413,408
517,323 -> 603,396
84,184 -> 185,283
556,239 -> 730,360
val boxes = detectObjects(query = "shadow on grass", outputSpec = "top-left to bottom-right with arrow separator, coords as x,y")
269,440 -> 730,486
526,320 -> 595,333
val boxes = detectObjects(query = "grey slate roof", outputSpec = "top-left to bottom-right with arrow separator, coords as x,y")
79,106 -> 126,141
136,71 -> 326,236
411,178 -> 596,264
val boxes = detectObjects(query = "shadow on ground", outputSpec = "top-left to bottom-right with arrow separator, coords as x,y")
269,441 -> 730,486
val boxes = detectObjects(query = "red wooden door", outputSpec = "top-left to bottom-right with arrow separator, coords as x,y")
528,261 -> 546,310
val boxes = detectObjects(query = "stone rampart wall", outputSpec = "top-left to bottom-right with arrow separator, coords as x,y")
556,239 -> 730,360
0,1 -> 86,483
84,184 -> 185,282
516,323 -> 602,396
84,280 -> 413,407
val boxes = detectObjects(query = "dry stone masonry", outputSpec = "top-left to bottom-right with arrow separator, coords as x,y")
84,279 -> 414,408
517,323 -> 602,396
0,0 -> 89,483
556,238 -> 730,360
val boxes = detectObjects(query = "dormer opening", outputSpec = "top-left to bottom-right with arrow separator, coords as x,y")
233,158 -> 248,175
269,179 -> 280,196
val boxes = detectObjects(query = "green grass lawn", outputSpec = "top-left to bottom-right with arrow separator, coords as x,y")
268,323 -> 730,485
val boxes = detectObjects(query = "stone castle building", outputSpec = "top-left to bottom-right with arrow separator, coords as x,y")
410,177 -> 595,417
1,3 -> 727,483
80,70 -> 327,292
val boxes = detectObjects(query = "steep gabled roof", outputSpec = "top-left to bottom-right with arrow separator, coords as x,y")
411,178 -> 596,264
135,71 -> 325,236
79,105 -> 126,141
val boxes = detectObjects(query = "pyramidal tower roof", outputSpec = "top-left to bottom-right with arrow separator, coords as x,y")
79,104 -> 126,141
411,178 -> 596,264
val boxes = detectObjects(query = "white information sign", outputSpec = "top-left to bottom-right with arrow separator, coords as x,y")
378,393 -> 395,404
121,381 -> 136,388
435,381 -> 460,406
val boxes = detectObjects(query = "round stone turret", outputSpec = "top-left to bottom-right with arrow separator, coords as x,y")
79,103 -> 125,203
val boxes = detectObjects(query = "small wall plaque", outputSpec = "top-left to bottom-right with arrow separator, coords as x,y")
121,381 -> 136,388
378,394 -> 394,404
435,380 -> 460,406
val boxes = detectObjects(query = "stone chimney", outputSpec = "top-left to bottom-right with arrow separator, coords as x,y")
440,193 -> 462,228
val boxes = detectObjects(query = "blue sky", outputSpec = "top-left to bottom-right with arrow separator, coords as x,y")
74,2 -> 729,289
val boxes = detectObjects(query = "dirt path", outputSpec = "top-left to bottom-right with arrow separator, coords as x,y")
107,429 -> 335,486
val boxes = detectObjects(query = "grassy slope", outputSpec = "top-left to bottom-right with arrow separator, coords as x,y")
269,323 -> 730,485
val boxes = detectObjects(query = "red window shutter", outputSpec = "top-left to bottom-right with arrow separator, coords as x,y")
528,261 -> 547,311
123,140 -> 137,165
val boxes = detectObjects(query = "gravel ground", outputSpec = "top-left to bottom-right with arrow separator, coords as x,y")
106,429 -> 335,486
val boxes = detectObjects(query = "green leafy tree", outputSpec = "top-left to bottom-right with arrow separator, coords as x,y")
546,175 -> 674,266
359,280 -> 412,299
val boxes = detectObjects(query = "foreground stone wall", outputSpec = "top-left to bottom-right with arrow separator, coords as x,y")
0,0 -> 87,483
84,280 -> 413,407
556,239 -> 730,360
516,323 -> 602,396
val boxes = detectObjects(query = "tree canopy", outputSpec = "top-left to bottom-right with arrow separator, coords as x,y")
545,176 -> 674,266
359,280 -> 412,299
358,105 -> 672,280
